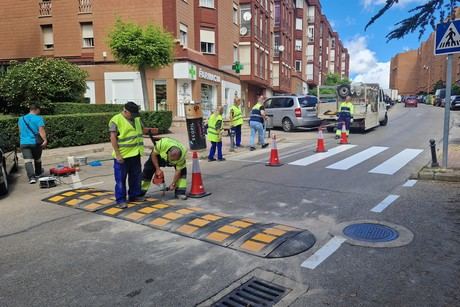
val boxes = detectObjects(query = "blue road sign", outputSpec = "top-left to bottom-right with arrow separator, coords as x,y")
435,20 -> 460,55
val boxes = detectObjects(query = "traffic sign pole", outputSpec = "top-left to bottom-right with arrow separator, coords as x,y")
442,54 -> 453,168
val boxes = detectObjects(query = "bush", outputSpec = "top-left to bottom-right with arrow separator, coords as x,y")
0,111 -> 172,150
50,103 -> 124,115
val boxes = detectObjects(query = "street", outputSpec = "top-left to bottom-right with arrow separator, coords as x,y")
1,103 -> 459,307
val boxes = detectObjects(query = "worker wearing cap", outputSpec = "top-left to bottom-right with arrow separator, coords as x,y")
109,102 -> 147,208
140,137 -> 188,200
336,96 -> 354,139
230,98 -> 244,148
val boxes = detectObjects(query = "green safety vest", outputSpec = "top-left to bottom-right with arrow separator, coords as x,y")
109,113 -> 144,159
207,113 -> 223,142
154,138 -> 187,170
339,101 -> 354,116
231,105 -> 243,127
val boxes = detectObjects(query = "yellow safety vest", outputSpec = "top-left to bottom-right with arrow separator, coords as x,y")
339,101 -> 354,116
109,113 -> 144,158
207,113 -> 223,142
231,105 -> 243,127
154,138 -> 187,170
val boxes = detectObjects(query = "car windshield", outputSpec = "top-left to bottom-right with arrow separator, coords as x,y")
299,96 -> 317,107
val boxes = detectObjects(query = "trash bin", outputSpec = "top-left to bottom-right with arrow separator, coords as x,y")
184,103 -> 207,150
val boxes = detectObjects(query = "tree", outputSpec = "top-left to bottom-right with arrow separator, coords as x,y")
365,0 -> 458,40
109,19 -> 174,111
0,57 -> 88,114
432,79 -> 446,93
324,73 -> 351,86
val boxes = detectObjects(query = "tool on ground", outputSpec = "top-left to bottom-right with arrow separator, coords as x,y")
39,176 -> 57,189
50,166 -> 77,176
315,127 -> 327,153
152,171 -> 169,198
266,134 -> 282,167
188,151 -> 211,198
339,122 -> 349,144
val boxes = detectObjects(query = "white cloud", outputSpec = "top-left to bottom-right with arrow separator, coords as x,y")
345,35 -> 390,88
362,0 -> 424,9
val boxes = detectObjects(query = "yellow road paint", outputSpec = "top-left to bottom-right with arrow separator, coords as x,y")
231,221 -> 252,229
275,225 -> 297,231
207,232 -> 230,242
62,192 -> 77,197
241,240 -> 266,252
177,224 -> 199,235
84,203 -> 102,211
150,218 -> 170,227
153,204 -> 169,209
187,207 -> 203,211
98,198 -> 113,205
242,218 -> 256,223
252,233 -> 277,243
176,209 -> 194,215
163,212 -> 182,220
218,225 -> 241,235
146,198 -> 158,202
66,199 -> 82,206
125,212 -> 145,221
49,196 -> 64,202
104,207 -> 122,215
263,228 -> 286,237
138,207 -> 158,214
202,214 -> 222,221
189,218 -> 210,227
80,194 -> 95,200
76,189 -> 89,193
92,192 -> 105,196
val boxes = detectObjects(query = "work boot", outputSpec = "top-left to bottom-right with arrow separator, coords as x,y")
175,194 -> 188,200
208,158 -> 216,162
218,158 -> 226,161
29,177 -> 37,184
129,196 -> 145,202
116,202 -> 128,209
250,147 -> 256,151
261,143 -> 269,148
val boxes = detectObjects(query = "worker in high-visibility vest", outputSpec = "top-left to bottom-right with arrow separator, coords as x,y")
336,96 -> 354,139
140,137 -> 188,200
230,98 -> 244,147
207,106 -> 225,161
109,102 -> 145,208
249,94 -> 269,151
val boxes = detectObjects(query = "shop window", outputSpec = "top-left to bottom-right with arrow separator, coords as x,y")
200,29 -> 215,54
41,25 -> 54,50
154,80 -> 167,111
201,83 -> 215,117
81,23 -> 94,48
179,23 -> 188,47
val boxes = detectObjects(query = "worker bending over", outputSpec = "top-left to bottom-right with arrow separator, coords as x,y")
336,95 -> 354,139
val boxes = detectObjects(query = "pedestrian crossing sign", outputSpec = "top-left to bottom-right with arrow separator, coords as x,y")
435,20 -> 460,55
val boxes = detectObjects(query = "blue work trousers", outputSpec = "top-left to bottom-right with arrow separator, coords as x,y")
249,121 -> 264,147
336,114 -> 351,136
114,155 -> 142,204
231,125 -> 242,147
209,141 -> 223,160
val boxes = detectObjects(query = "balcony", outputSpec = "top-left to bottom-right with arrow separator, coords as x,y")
78,0 -> 92,14
39,1 -> 52,17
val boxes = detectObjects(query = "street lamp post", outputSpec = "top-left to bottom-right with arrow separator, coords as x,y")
278,45 -> 285,92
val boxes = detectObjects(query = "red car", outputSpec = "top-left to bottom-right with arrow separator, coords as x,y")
405,96 -> 418,108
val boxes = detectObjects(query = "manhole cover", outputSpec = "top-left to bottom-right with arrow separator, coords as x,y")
343,223 -> 399,242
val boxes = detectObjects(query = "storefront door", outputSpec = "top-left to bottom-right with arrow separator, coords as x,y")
201,83 -> 216,118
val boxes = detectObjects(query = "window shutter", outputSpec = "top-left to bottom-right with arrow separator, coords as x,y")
200,29 -> 215,44
82,24 -> 93,39
42,26 -> 53,45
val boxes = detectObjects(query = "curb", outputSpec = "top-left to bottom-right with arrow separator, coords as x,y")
414,165 -> 460,182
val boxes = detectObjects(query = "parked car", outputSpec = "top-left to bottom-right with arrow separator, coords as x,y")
435,88 -> 446,107
0,136 -> 18,196
264,95 -> 321,132
450,95 -> 460,110
405,96 -> 418,108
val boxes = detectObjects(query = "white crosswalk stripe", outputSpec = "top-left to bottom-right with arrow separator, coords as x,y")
326,146 -> 389,170
369,149 -> 423,175
289,145 -> 356,166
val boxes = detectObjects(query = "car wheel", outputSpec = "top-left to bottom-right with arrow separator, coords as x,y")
0,163 -> 8,196
380,113 -> 388,126
282,118 -> 294,132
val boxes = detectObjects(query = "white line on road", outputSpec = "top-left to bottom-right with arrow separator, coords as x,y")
403,180 -> 417,187
301,236 -> 347,269
370,195 -> 400,213
289,145 -> 356,166
369,149 -> 423,175
326,146 -> 388,170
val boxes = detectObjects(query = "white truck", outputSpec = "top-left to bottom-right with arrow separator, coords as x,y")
317,82 -> 388,132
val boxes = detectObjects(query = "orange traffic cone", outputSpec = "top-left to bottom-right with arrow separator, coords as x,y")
315,127 -> 327,152
339,122 -> 349,144
266,134 -> 283,167
188,152 -> 211,198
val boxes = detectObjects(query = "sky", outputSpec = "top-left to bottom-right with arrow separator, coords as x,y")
321,0 -> 431,88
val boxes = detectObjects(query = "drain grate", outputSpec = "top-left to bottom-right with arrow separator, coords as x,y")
343,223 -> 399,243
211,277 -> 288,307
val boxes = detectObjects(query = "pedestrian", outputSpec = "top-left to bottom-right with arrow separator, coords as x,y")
18,104 -> 47,184
109,102 -> 145,208
207,106 -> 225,161
249,93 -> 269,151
230,98 -> 243,148
336,95 -> 354,139
140,137 -> 188,200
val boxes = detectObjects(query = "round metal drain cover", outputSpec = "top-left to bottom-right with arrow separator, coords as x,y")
343,223 -> 399,242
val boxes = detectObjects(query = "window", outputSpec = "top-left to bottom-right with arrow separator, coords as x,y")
296,18 -> 303,30
233,45 -> 238,62
299,96 -> 318,107
274,3 -> 280,26
81,23 -> 94,48
179,23 -> 188,47
307,26 -> 314,42
331,38 -> 336,48
154,80 -> 167,111
41,25 -> 54,50
296,0 -> 303,8
295,39 -> 302,51
295,60 -> 302,72
233,3 -> 238,24
199,0 -> 214,8
274,33 -> 280,56
200,29 -> 215,54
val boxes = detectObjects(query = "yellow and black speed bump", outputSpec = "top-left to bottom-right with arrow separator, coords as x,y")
43,189 -> 316,258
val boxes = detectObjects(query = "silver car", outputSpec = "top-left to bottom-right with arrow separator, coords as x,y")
264,95 -> 321,132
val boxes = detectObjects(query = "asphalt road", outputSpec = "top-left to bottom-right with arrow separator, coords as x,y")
1,103 -> 459,307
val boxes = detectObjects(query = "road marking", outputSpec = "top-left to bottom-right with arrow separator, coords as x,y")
370,195 -> 400,213
369,149 -> 423,175
289,145 -> 356,166
326,146 -> 388,170
403,180 -> 417,187
301,236 -> 347,269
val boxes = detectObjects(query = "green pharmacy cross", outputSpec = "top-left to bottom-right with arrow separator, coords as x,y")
232,61 -> 243,74
188,65 -> 197,79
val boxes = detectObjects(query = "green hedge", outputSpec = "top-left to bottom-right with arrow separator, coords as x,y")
0,111 -> 172,150
50,103 -> 124,115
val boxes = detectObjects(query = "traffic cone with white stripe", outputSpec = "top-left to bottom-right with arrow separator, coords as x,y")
266,134 -> 283,167
315,127 -> 327,152
188,152 -> 211,198
339,122 -> 349,144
